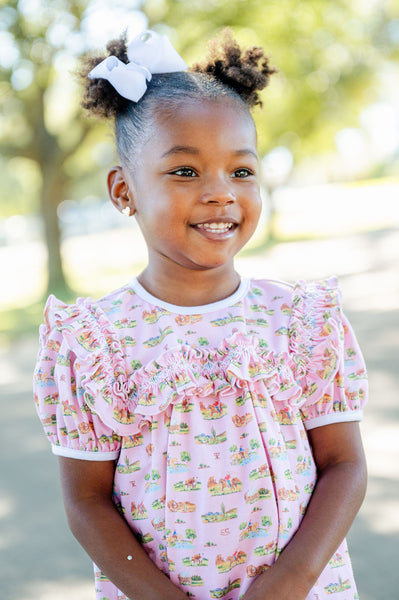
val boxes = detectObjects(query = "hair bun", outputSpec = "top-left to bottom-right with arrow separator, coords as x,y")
79,33 -> 131,118
191,29 -> 277,107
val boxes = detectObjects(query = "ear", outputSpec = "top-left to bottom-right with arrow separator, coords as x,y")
107,166 -> 136,216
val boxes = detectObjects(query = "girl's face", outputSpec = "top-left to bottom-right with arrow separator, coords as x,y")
111,98 -> 262,276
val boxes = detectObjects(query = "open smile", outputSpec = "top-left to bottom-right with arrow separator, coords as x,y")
196,222 -> 235,233
191,221 -> 238,240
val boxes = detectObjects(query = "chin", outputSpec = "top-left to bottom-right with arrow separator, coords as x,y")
195,262 -> 233,272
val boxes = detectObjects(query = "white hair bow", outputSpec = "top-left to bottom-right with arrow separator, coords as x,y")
88,30 -> 188,102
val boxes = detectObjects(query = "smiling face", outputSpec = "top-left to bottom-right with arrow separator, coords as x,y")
110,97 -> 262,285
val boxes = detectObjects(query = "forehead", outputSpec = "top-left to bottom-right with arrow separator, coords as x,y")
145,97 -> 257,156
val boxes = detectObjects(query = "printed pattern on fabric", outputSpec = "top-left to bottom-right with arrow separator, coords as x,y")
34,277 -> 368,600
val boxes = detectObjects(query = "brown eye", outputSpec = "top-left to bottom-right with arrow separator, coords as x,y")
171,167 -> 197,177
232,168 -> 254,178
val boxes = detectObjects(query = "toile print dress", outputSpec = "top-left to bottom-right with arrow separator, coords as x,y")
34,276 -> 368,600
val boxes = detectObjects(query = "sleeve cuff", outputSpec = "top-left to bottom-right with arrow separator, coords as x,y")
51,445 -> 120,461
304,410 -> 363,430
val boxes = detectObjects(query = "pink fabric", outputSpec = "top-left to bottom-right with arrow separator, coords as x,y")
34,277 -> 368,600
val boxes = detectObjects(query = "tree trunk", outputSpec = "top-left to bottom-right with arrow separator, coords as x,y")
41,163 -> 70,298
262,185 -> 278,246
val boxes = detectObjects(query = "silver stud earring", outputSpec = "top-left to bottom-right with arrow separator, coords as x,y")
121,206 -> 131,217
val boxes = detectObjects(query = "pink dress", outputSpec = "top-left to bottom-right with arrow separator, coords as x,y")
34,276 -> 367,600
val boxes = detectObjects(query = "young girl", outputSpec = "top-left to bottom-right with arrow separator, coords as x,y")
34,29 -> 368,600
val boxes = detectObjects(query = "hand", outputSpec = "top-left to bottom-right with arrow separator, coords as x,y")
243,422 -> 367,600
241,561 -> 310,600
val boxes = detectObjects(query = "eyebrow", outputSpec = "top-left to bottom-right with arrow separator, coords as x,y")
161,145 -> 199,158
234,148 -> 258,159
161,145 -> 258,159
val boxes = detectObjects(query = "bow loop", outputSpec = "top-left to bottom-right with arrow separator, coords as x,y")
88,30 -> 187,103
127,30 -> 187,74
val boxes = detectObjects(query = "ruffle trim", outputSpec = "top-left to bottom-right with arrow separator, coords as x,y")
44,294 -> 128,421
44,279 -> 347,435
44,296 -> 304,434
289,277 -> 343,402
128,333 -> 303,416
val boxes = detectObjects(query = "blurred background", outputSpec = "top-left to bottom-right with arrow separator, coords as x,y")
1,0 -> 398,598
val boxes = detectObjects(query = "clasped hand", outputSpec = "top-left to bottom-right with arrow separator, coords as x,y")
240,561 -> 310,600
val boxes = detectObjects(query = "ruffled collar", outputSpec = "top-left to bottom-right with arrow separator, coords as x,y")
45,277 -> 344,435
77,330 -> 302,434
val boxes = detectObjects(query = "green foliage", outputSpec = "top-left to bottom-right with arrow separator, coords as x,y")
1,0 -> 396,218
0,0 -> 397,307
0,0 -> 106,293
143,0 -> 397,158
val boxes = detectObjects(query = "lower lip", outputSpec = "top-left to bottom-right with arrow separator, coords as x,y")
192,225 -> 237,240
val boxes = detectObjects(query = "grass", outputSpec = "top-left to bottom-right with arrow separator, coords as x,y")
0,261 -> 147,345
0,301 -> 46,343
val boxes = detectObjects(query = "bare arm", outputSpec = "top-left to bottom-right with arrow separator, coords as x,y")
58,457 -> 187,600
243,421 -> 367,600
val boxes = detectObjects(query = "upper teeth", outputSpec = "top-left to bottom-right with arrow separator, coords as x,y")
197,222 -> 234,231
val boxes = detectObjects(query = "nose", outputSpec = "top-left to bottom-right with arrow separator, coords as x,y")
199,174 -> 236,205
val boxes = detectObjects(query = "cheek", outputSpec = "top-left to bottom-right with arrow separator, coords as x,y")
247,190 -> 262,220
137,203 -> 183,236
253,192 -> 262,212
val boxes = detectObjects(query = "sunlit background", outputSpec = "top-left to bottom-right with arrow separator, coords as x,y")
1,0 -> 398,598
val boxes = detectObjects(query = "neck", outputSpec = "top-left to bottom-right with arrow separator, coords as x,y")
137,259 -> 241,307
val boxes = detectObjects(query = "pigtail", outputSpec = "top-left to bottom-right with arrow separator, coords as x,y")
78,32 -> 131,119
76,28 -> 276,166
191,29 -> 278,108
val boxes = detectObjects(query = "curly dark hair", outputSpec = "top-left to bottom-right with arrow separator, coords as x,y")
79,32 -> 131,119
78,29 -> 277,167
191,29 -> 277,108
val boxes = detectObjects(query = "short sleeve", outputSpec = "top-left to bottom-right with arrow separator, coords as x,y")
289,277 -> 368,430
33,296 -> 122,460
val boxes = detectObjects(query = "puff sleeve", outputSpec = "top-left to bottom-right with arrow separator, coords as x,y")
289,277 -> 368,430
33,296 -> 122,460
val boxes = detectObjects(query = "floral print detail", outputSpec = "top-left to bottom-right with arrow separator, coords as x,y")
34,277 -> 367,600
